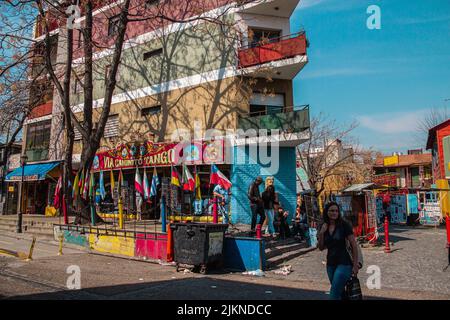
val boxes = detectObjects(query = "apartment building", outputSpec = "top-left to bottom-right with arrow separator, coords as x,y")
7,0 -> 311,224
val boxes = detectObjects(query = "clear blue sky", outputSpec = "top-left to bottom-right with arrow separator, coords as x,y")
291,0 -> 450,154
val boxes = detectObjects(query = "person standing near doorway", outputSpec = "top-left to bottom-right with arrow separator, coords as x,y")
248,176 -> 265,234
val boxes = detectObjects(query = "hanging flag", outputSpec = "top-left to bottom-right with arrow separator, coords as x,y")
110,169 -> 115,195
210,164 -> 232,190
195,167 -> 202,200
143,168 -> 151,200
79,168 -> 85,195
99,171 -> 106,200
171,166 -> 181,187
118,169 -> 124,192
72,171 -> 80,200
135,168 -> 144,195
89,172 -> 95,200
182,164 -> 195,192
82,170 -> 90,199
53,176 -> 62,209
150,167 -> 160,197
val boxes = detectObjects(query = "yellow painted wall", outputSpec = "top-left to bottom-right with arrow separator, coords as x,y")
437,179 -> 450,217
88,234 -> 135,257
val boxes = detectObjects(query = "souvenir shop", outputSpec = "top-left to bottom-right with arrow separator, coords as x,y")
335,183 -> 378,242
375,188 -> 444,227
90,140 -> 229,221
4,161 -> 61,216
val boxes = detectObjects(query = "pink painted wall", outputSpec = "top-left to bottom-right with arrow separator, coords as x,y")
135,233 -> 168,261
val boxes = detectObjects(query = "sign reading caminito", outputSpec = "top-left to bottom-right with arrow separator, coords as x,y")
92,140 -> 224,172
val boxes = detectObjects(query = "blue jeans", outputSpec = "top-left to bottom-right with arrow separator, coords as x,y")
326,265 -> 352,300
264,209 -> 275,234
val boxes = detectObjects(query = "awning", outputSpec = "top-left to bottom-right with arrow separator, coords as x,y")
342,183 -> 375,192
5,161 -> 61,182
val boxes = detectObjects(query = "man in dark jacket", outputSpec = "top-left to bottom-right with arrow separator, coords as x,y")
248,176 -> 265,233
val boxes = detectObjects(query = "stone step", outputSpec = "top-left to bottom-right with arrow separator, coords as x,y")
0,220 -> 55,228
266,246 -> 316,269
264,237 -> 298,249
0,224 -> 55,236
265,241 -> 308,260
0,226 -> 55,240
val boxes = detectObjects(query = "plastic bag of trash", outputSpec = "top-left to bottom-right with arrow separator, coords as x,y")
273,265 -> 292,276
242,269 -> 265,277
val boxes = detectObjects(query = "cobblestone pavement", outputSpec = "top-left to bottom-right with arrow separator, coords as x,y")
266,225 -> 450,296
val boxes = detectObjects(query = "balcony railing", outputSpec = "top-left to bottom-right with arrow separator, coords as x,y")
238,31 -> 308,68
29,101 -> 53,120
238,105 -> 310,133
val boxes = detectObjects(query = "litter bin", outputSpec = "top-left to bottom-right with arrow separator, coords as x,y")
170,222 -> 228,274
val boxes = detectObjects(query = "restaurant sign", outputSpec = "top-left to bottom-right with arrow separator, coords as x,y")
92,140 -> 224,172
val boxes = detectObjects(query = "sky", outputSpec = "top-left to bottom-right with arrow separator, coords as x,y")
290,0 -> 450,154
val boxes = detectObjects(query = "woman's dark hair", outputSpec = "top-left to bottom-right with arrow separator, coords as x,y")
323,201 -> 343,225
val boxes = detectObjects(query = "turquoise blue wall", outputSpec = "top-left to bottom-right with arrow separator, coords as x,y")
230,146 -> 297,225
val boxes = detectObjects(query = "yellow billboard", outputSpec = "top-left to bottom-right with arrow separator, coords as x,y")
384,155 -> 399,166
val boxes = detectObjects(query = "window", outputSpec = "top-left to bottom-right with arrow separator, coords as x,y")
103,115 -> 119,138
248,28 -> 281,47
249,92 -> 285,116
141,105 -> 161,117
73,78 -> 83,94
26,120 -> 52,150
108,15 -> 121,36
77,31 -> 83,49
143,48 -> 163,61
145,0 -> 159,9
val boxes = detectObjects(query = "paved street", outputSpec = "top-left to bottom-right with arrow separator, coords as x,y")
0,225 -> 449,300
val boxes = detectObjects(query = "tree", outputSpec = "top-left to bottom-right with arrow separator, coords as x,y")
416,106 -> 449,146
297,113 -> 374,197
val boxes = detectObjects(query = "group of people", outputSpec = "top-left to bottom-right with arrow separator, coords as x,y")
247,176 -> 294,239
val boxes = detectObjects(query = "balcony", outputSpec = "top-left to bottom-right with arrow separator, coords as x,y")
238,105 -> 310,133
29,101 -> 53,120
238,32 -> 308,79
239,0 -> 300,18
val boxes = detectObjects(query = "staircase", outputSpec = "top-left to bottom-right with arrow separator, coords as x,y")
0,215 -> 64,239
265,238 -> 316,269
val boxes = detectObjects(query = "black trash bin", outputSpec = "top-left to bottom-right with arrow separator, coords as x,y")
170,222 -> 228,274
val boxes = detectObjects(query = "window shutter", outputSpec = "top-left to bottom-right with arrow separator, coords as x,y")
104,115 -> 119,138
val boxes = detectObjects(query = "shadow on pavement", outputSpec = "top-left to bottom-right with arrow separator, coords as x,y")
2,276 -> 394,300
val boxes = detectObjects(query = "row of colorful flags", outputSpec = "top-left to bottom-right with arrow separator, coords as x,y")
54,164 -> 232,206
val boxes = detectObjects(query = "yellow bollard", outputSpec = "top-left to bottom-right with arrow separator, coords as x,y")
58,234 -> 64,256
118,197 -> 124,229
26,237 -> 36,261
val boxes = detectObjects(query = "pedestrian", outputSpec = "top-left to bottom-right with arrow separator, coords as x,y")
261,177 -> 276,237
293,196 -> 308,240
248,176 -> 265,235
213,184 -> 231,225
317,202 -> 360,300
275,204 -> 291,239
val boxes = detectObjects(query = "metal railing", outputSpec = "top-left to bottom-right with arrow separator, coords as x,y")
238,31 -> 308,68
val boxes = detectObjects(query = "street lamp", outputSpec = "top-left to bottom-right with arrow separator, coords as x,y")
16,154 -> 28,233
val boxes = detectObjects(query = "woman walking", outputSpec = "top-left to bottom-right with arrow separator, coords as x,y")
261,177 -> 277,237
318,202 -> 360,300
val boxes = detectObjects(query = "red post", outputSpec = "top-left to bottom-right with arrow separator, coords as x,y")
446,216 -> 450,249
256,224 -> 262,239
212,196 -> 218,224
167,223 -> 174,262
384,216 -> 391,253
62,195 -> 68,225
